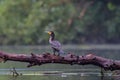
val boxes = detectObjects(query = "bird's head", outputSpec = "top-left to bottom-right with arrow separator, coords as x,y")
46,31 -> 55,37
46,31 -> 54,35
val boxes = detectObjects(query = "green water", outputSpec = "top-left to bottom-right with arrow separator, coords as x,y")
0,75 -> 115,80
0,45 -> 120,80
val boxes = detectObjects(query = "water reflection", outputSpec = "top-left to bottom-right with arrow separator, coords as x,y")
0,75 -> 115,80
0,68 -> 118,80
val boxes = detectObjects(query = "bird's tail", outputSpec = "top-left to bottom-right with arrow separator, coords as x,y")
58,50 -> 65,55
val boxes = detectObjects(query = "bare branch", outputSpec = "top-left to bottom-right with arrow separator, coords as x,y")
79,1 -> 94,19
0,51 -> 120,71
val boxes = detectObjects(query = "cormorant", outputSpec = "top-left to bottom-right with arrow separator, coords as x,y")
46,31 -> 64,56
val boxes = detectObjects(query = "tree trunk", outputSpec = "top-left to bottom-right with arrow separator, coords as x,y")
0,51 -> 120,71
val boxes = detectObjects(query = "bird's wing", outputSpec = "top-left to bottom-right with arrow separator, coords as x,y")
50,40 -> 62,50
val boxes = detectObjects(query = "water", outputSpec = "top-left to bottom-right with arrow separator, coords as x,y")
0,45 -> 120,80
0,68 -> 116,80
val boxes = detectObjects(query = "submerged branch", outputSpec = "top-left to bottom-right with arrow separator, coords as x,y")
0,51 -> 120,71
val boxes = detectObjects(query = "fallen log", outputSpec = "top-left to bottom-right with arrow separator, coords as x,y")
0,51 -> 120,71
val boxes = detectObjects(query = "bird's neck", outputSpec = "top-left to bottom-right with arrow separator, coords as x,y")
49,35 -> 55,41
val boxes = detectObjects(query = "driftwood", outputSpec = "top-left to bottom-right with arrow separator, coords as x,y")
0,51 -> 120,71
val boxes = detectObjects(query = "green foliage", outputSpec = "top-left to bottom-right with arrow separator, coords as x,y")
107,2 -> 116,11
0,0 -> 120,45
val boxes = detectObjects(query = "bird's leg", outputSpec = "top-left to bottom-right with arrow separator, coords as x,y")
53,49 -> 56,55
57,53 -> 60,56
57,51 -> 60,56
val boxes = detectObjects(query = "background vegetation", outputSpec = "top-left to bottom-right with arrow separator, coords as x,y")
0,0 -> 119,45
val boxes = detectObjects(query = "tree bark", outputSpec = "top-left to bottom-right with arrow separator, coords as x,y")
0,51 -> 120,71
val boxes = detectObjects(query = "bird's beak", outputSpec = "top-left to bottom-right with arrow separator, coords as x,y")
45,31 -> 51,35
